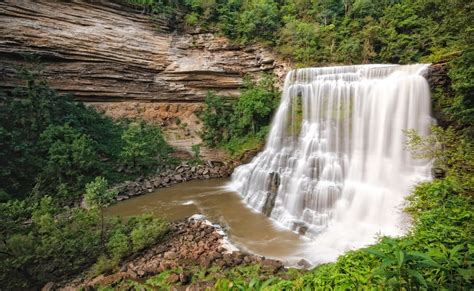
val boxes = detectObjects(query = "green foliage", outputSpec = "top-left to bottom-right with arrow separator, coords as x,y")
232,76 -> 279,136
0,60 -> 174,201
0,196 -> 102,288
236,0 -> 280,44
0,64 -> 126,199
36,124 -> 99,198
200,91 -> 234,147
128,214 -> 169,252
201,75 -> 279,155
120,121 -> 174,173
190,144 -> 203,165
405,126 -> 473,188
447,46 -> 474,135
0,195 -> 168,289
84,177 -> 117,208
0,64 -> 172,288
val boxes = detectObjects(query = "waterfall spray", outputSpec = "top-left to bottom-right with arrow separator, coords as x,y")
228,64 -> 433,264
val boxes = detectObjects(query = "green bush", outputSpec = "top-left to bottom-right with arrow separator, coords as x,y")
200,74 -> 279,155
0,64 -> 173,289
0,195 -> 169,289
128,214 -> 169,252
0,64 -> 175,200
200,91 -> 234,147
120,121 -> 174,173
84,177 -> 117,209
35,124 -> 99,198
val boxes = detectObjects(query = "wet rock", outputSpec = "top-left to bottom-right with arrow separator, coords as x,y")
432,167 -> 445,179
262,172 -> 280,217
243,256 -> 252,264
297,259 -> 311,269
116,195 -> 129,201
215,259 -> 227,268
153,178 -> 162,187
262,259 -> 283,273
298,225 -> 308,235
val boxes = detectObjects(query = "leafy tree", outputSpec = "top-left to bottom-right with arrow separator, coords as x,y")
237,0 -> 281,43
232,75 -> 279,136
84,176 -> 117,209
35,124 -> 98,198
200,91 -> 234,147
84,177 -> 118,246
120,121 -> 173,172
0,64 -> 125,199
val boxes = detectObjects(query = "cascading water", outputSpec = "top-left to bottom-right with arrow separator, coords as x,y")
228,64 -> 433,264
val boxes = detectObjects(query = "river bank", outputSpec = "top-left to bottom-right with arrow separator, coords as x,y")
111,162 -> 236,202
59,215 -> 291,290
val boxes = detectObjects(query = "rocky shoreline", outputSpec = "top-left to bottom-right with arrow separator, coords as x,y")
112,162 -> 236,202
61,215 -> 285,290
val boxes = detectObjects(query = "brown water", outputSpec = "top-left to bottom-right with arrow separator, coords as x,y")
105,178 -> 307,264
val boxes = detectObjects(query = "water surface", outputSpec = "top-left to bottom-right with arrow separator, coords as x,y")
105,178 -> 307,264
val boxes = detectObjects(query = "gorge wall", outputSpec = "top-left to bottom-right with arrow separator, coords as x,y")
0,1 -> 447,160
0,0 -> 289,160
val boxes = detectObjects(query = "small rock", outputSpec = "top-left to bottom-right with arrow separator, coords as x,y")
164,251 -> 177,260
199,256 -> 212,268
167,273 -> 180,284
116,195 -> 129,201
297,258 -> 311,269
153,178 -> 162,187
262,259 -> 283,273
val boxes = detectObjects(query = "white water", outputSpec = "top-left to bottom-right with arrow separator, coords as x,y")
228,64 -> 433,264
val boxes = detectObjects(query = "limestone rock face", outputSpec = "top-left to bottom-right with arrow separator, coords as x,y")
0,1 -> 290,160
0,0 -> 288,102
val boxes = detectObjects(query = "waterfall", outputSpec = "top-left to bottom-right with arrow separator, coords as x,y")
228,64 -> 433,264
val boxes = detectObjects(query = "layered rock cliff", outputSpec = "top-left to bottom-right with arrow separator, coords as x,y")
0,0 -> 289,160
0,1 -> 447,160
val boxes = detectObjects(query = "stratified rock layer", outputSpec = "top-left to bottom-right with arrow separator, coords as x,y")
0,0 -> 287,102
0,0 -> 289,160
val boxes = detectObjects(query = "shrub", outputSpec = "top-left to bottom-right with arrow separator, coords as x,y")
120,121 -> 174,173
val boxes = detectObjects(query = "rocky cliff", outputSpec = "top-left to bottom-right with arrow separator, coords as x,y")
0,0 -> 289,160
0,1 -> 447,160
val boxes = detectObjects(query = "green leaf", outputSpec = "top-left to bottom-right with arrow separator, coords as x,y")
407,269 -> 427,288
260,277 -> 277,289
365,248 -> 386,258
409,252 -> 442,268
397,250 -> 405,267
380,258 -> 396,269
457,268 -> 474,281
